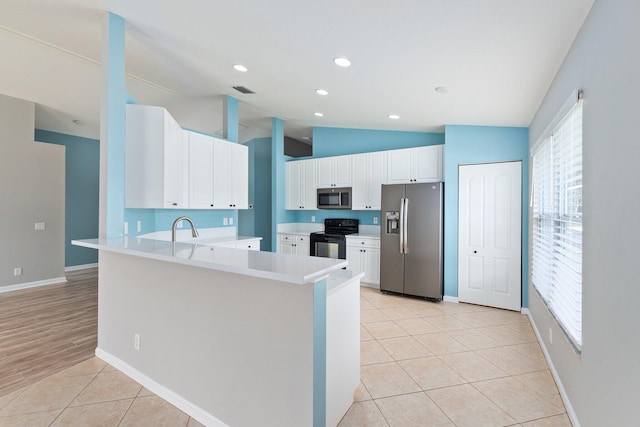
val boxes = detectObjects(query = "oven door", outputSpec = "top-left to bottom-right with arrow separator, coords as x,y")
310,234 -> 346,259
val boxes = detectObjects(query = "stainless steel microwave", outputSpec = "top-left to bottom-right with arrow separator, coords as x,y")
317,187 -> 352,209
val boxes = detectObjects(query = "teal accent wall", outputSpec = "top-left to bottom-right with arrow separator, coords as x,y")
35,129 -> 99,267
312,127 -> 444,158
294,210 -> 380,226
239,137 -> 272,251
105,12 -> 126,237
443,125 -> 529,306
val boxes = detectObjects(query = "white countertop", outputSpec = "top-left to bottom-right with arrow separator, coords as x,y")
346,233 -> 380,239
72,237 -> 347,285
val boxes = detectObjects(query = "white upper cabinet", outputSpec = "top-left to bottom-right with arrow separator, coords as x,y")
187,131 -> 248,209
387,145 -> 443,184
352,151 -> 387,210
286,159 -> 317,210
317,155 -> 352,188
125,104 -> 186,209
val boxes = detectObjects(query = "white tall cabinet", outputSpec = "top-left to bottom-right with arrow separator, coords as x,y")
285,159 -> 317,210
351,151 -> 387,210
125,104 -> 186,209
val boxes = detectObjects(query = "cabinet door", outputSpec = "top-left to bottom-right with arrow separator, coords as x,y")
212,139 -> 232,208
285,162 -> 301,209
230,143 -> 248,209
333,156 -> 352,187
368,152 -> 386,209
363,248 -> 380,284
351,154 -> 369,210
347,247 -> 364,275
296,242 -> 310,256
413,145 -> 442,182
188,132 -> 214,209
279,242 -> 293,254
302,159 -> 317,209
163,115 -> 185,208
387,149 -> 413,184
317,157 -> 333,188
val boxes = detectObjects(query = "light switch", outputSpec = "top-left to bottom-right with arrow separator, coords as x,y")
229,217 -> 234,225
223,218 -> 228,226
137,221 -> 142,232
123,222 -> 128,235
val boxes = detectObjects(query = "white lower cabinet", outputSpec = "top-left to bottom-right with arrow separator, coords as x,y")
278,233 -> 310,256
346,237 -> 380,285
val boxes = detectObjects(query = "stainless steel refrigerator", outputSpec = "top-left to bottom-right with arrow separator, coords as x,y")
380,182 -> 444,300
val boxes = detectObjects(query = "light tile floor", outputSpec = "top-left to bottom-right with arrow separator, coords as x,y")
0,287 -> 570,426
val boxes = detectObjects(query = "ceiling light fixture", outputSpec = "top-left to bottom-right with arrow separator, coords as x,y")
314,112 -> 324,117
435,86 -> 448,93
315,89 -> 329,96
233,64 -> 248,72
334,57 -> 352,67
388,114 -> 400,120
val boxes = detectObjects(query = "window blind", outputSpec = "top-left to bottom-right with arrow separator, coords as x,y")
531,98 -> 583,350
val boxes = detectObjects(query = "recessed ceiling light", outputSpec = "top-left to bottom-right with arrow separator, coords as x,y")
388,114 -> 400,120
314,112 -> 324,117
315,89 -> 329,96
233,64 -> 248,72
435,86 -> 448,93
334,57 -> 352,67
72,119 -> 84,125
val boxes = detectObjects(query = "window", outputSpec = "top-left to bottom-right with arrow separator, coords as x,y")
531,94 -> 583,350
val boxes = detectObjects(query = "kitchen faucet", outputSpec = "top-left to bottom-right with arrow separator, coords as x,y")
171,216 -> 199,242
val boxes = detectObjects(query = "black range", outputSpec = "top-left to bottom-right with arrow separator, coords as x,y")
310,218 -> 359,260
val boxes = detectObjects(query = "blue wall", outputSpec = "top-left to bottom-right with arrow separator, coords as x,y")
443,125 -> 529,306
239,137 -> 272,251
312,127 -> 444,158
35,129 -> 99,267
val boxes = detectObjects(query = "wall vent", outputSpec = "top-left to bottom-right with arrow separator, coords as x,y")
233,86 -> 255,94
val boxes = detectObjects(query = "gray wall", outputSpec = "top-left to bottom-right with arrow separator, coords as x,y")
0,94 -> 65,288
528,0 -> 640,425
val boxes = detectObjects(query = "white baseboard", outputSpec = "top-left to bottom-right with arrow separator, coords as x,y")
360,282 -> 379,290
521,307 -> 530,315
526,312 -> 581,427
95,348 -> 228,427
443,295 -> 459,303
65,263 -> 98,272
0,276 -> 67,293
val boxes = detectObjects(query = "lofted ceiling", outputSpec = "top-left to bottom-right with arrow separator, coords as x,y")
0,0 -> 594,142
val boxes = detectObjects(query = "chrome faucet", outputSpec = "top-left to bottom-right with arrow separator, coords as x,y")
171,216 -> 199,242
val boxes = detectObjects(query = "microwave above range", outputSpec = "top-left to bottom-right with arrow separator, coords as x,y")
317,187 -> 352,210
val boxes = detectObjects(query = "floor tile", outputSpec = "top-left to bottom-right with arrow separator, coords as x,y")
446,328 -> 502,350
438,351 -> 508,382
69,371 -> 142,407
473,377 -> 565,423
510,342 -> 546,364
375,392 -> 453,427
137,387 -> 155,397
51,399 -> 132,426
361,324 -> 375,341
360,362 -> 421,399
363,321 -> 408,340
0,374 -> 95,416
378,336 -> 432,361
414,333 -> 469,355
380,306 -> 419,321
52,357 -> 106,379
119,395 -> 189,427
0,409 -> 62,427
427,384 -> 516,427
353,382 -> 372,402
360,299 -> 375,310
361,309 -> 391,324
399,357 -> 466,391
394,318 -> 441,335
478,325 -> 536,346
0,387 -> 26,412
406,303 -> 446,318
426,316 -> 471,332
361,340 -> 394,365
520,413 -> 572,426
187,417 -> 206,427
338,400 -> 388,427
452,312 -> 500,328
476,346 -> 548,376
512,371 -> 561,397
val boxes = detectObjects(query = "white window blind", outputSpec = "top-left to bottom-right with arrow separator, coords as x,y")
531,97 -> 583,350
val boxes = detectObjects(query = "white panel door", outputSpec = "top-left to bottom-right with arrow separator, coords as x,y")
458,161 -> 522,311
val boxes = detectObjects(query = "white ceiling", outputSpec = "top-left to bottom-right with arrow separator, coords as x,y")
0,0 -> 594,142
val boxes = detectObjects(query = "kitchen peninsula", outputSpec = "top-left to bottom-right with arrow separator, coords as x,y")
72,237 -> 362,427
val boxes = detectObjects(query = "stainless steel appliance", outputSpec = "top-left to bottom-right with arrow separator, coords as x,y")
380,183 -> 443,300
317,187 -> 352,210
310,218 -> 359,259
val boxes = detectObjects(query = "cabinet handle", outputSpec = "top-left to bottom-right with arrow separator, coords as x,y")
210,204 -> 214,207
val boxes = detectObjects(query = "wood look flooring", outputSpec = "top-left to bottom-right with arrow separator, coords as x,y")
0,268 -> 98,397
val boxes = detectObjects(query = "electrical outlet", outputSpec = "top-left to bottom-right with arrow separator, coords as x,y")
34,222 -> 46,231
123,222 -> 128,235
223,218 -> 228,226
137,221 -> 142,232
14,267 -> 22,276
548,327 -> 553,344
229,217 -> 234,225
373,216 -> 378,225
134,333 -> 141,351
311,216 -> 316,223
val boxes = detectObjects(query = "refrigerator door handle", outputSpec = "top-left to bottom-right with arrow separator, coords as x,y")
403,197 -> 409,253
399,198 -> 405,253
